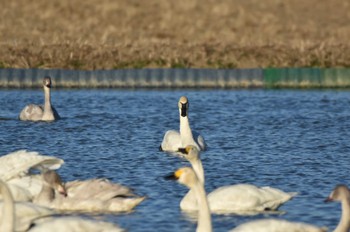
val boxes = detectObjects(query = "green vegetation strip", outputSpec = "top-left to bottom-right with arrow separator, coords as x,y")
263,68 -> 350,88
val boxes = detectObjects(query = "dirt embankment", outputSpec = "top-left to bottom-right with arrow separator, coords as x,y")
1,0 -> 350,70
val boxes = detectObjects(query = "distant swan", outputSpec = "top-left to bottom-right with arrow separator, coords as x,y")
19,76 -> 60,121
160,96 -> 206,153
33,170 -> 145,213
0,150 -> 64,201
166,167 -> 326,232
178,146 -> 296,213
0,179 -> 55,232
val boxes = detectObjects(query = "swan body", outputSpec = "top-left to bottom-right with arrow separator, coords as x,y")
179,146 -> 296,213
166,167 -> 212,232
0,179 -> 55,232
161,96 -> 206,153
34,170 -> 145,213
230,219 -> 327,232
0,150 -> 64,201
19,76 -> 60,121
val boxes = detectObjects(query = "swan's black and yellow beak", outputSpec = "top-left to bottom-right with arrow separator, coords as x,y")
164,168 -> 184,181
177,146 -> 191,154
180,103 -> 188,117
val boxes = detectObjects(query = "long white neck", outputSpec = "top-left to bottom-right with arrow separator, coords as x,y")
42,86 -> 54,121
190,159 -> 205,185
192,180 -> 212,232
179,113 -> 195,144
334,197 -> 350,232
0,181 -> 15,232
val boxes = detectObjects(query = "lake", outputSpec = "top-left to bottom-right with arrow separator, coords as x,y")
1,89 -> 350,231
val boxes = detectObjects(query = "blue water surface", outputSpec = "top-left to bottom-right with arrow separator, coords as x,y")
1,88 -> 350,231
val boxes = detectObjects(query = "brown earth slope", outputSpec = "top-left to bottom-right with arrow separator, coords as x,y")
0,0 -> 350,69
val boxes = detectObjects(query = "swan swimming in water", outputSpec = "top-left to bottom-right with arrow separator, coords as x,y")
231,184 -> 350,232
178,146 -> 296,213
19,76 -> 60,121
0,178 -> 123,232
160,96 -> 206,153
167,167 -> 327,232
166,167 -> 212,232
33,170 -> 145,213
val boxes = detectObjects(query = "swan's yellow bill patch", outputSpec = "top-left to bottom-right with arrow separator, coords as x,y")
185,146 -> 192,153
174,168 -> 185,178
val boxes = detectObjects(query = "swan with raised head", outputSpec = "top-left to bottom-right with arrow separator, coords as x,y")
178,146 -> 296,213
0,150 -> 64,201
19,76 -> 60,121
0,179 -> 55,232
166,167 -> 212,232
167,166 -> 326,232
160,96 -> 206,153
34,170 -> 145,213
324,184 -> 350,232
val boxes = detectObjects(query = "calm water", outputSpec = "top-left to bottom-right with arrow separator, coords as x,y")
1,89 -> 350,231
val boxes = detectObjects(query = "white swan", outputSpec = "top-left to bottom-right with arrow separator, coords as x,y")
167,166 -> 326,232
19,76 -> 60,121
178,146 -> 296,213
0,150 -> 64,201
324,184 -> 350,232
160,96 -> 206,153
0,179 -> 55,232
166,167 -> 212,232
34,170 -> 145,213
0,178 -> 123,232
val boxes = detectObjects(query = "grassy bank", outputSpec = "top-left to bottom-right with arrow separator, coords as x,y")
1,0 -> 350,69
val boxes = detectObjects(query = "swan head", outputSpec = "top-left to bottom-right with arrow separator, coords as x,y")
178,96 -> 189,117
325,184 -> 350,203
178,145 -> 200,162
43,76 -> 52,88
43,170 -> 67,197
165,167 -> 198,189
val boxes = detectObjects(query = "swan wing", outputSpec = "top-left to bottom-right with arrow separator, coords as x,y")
19,104 -> 44,121
195,133 -> 207,151
208,184 -> 296,212
6,175 -> 43,200
230,219 -> 327,232
161,130 -> 182,152
65,179 -> 135,200
0,150 -> 64,181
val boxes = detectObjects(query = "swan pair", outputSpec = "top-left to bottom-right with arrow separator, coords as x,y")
0,150 -> 145,213
178,145 -> 296,213
160,96 -> 206,153
33,170 -> 145,213
168,166 -> 349,232
0,179 -> 123,232
19,76 -> 60,121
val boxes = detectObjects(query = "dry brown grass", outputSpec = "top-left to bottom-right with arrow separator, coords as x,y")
1,0 -> 350,69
